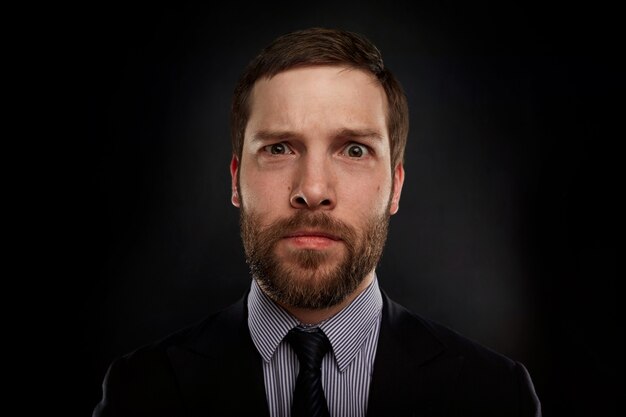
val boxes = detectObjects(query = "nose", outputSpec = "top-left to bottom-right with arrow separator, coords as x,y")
290,155 -> 336,210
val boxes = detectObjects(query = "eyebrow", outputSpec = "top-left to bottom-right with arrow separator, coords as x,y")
251,130 -> 303,143
251,128 -> 384,143
334,128 -> 384,142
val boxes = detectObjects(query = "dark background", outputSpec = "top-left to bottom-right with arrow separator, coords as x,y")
74,1 -> 621,416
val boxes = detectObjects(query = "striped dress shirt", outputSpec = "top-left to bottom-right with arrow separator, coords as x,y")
247,276 -> 383,417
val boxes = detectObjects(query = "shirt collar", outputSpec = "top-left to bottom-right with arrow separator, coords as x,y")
247,280 -> 299,363
247,275 -> 383,372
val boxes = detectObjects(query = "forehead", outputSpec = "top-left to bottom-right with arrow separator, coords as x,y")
246,66 -> 388,137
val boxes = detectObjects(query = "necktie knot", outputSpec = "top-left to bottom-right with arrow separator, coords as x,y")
286,328 -> 331,370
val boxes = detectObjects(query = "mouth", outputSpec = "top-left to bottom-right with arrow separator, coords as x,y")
284,230 -> 341,240
282,230 -> 342,249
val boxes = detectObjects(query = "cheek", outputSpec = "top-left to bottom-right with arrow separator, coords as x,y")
342,176 -> 392,214
240,175 -> 289,213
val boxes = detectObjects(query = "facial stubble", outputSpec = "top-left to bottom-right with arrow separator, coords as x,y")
240,205 -> 391,310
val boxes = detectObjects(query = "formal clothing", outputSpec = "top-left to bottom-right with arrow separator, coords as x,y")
248,278 -> 382,417
93,281 -> 541,417
285,327 -> 331,417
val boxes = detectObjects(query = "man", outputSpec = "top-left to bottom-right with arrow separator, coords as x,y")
93,27 -> 541,417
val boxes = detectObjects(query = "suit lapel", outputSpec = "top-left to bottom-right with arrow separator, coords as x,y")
167,294 -> 270,417
163,289 -> 463,417
367,292 -> 464,417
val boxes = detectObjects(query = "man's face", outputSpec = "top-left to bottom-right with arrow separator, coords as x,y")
230,65 -> 404,310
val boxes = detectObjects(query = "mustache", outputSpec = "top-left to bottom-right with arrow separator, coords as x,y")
242,210 -> 357,252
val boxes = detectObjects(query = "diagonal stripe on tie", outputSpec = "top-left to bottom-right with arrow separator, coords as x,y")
285,327 -> 331,417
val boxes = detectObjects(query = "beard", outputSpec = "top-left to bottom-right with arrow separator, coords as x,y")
240,206 -> 391,310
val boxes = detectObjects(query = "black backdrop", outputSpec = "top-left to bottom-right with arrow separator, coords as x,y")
75,2 -> 621,416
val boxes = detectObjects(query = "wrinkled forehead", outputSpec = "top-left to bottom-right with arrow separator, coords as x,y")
246,65 -> 389,139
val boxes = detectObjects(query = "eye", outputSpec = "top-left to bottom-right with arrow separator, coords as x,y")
263,142 -> 292,155
344,143 -> 369,158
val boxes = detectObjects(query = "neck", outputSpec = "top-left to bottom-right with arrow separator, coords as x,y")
279,271 -> 376,325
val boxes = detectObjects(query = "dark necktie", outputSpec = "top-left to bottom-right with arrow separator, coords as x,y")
285,327 -> 332,417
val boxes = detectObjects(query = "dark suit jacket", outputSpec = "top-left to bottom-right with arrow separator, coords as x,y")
93,289 -> 541,417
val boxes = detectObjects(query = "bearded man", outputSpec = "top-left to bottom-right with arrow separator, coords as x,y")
93,27 -> 541,417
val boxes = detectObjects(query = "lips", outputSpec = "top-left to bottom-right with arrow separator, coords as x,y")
284,230 -> 341,240
282,230 -> 342,250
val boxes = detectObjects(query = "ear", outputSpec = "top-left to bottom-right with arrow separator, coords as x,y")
230,154 -> 241,208
389,162 -> 405,215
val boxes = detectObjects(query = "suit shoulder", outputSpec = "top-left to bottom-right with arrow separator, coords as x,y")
382,295 -> 541,416
93,297 -> 248,416
385,297 -> 541,417
115,295 -> 246,367
422,314 -> 517,369
420,315 -> 541,415
380,292 -> 519,373
385,294 -> 517,370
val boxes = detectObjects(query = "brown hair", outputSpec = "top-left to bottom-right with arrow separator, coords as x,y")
230,27 -> 409,169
